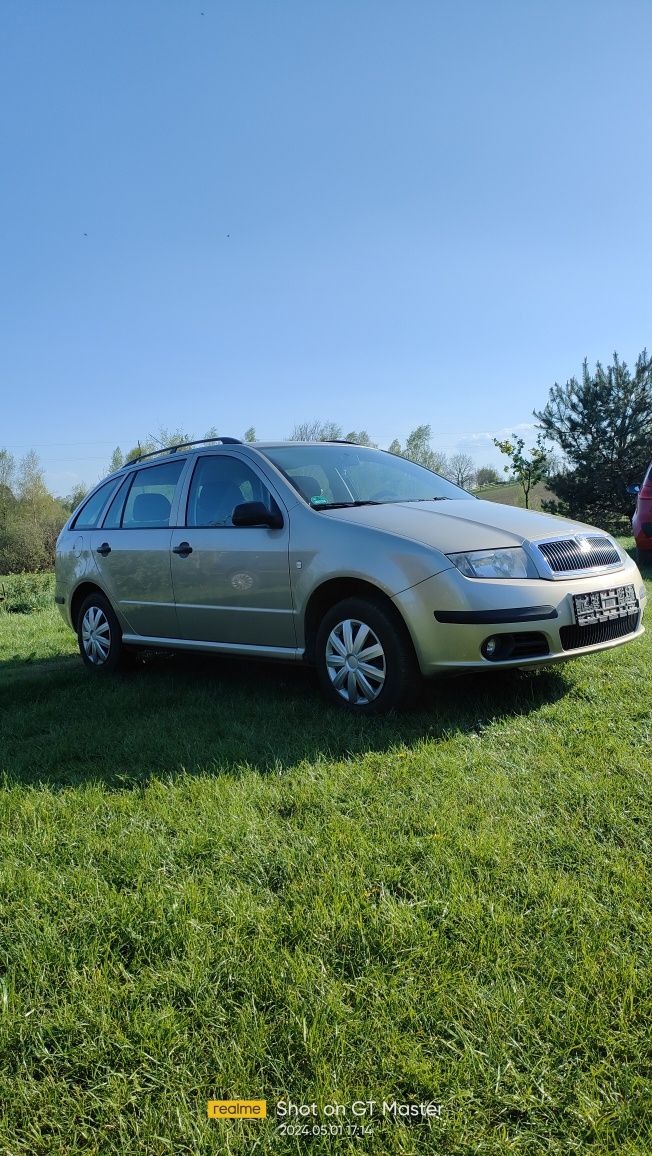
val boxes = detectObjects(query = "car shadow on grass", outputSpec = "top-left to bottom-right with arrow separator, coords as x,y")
0,648 -> 572,788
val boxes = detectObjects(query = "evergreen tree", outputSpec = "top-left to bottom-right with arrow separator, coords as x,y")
535,351 -> 652,523
108,446 -> 124,472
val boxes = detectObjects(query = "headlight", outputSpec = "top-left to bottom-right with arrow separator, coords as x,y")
447,547 -> 538,579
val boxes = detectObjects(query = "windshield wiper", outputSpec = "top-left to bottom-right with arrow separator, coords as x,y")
401,496 -> 450,502
312,500 -> 382,510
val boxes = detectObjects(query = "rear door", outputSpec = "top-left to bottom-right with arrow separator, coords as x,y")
170,452 -> 295,649
89,459 -> 187,638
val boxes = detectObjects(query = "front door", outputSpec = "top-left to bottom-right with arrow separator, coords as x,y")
170,453 -> 295,649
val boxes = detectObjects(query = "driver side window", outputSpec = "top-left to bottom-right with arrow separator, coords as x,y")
186,455 -> 276,527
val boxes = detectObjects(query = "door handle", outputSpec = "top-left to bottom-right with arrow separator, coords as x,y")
96,542 -> 111,556
173,541 -> 193,557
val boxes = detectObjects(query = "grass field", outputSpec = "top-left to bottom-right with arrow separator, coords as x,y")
472,481 -> 553,511
1,553 -> 651,1154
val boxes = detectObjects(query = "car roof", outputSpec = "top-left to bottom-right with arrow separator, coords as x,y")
109,439 -> 370,475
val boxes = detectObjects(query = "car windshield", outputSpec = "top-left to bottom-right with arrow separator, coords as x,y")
258,444 -> 476,506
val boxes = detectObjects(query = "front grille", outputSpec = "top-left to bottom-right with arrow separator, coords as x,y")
560,612 -> 639,651
537,536 -> 620,573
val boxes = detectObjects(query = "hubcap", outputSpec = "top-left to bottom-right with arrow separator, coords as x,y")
325,618 -> 386,704
81,605 -> 111,664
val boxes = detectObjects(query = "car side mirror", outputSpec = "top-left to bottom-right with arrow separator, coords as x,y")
231,501 -> 283,529
626,483 -> 641,495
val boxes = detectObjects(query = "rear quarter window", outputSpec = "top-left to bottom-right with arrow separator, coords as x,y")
101,474 -> 134,529
71,479 -> 119,529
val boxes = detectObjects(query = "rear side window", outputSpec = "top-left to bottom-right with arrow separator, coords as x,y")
71,479 -> 118,529
187,455 -> 277,527
121,461 -> 185,528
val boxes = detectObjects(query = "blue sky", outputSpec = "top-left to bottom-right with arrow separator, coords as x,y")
2,0 -> 652,494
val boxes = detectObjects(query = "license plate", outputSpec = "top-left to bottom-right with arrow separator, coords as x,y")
573,584 -> 638,626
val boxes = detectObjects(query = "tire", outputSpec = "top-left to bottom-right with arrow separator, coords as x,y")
77,591 -> 128,674
314,596 -> 422,714
636,547 -> 652,569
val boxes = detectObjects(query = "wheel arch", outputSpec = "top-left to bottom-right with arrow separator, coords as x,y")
70,581 -> 109,631
303,577 -> 415,663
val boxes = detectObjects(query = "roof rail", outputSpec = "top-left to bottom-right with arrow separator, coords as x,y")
129,436 -> 243,464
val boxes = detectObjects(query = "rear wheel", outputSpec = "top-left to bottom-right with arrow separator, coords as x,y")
77,592 -> 128,673
315,596 -> 421,714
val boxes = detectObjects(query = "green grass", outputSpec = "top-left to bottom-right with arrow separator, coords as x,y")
0,550 -> 651,1154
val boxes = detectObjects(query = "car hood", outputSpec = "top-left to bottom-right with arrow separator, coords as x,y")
321,499 -> 600,553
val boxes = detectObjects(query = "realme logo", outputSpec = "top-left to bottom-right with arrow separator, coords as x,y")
207,1100 -> 267,1120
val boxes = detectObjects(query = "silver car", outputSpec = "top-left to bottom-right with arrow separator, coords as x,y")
55,437 -> 646,713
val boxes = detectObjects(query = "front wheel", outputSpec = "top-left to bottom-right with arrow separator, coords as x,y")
77,592 -> 128,674
315,596 -> 421,714
636,547 -> 652,569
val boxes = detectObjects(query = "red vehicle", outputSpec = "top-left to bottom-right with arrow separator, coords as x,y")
631,463 -> 652,565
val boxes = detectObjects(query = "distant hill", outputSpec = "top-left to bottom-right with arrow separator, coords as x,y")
471,481 -> 553,511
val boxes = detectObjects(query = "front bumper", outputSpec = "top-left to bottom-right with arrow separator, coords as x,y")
394,559 -> 647,675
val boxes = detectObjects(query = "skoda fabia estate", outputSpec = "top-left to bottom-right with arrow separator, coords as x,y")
55,437 -> 646,713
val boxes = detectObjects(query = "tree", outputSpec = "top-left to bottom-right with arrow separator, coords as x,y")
17,450 -> 49,503
115,426 -> 240,469
0,448 -> 69,572
344,430 -> 376,447
63,483 -> 88,513
124,427 -> 195,462
475,465 -> 501,487
535,350 -> 652,523
0,449 -> 15,492
289,420 -> 343,442
244,426 -> 257,443
493,433 -> 549,509
0,451 -> 17,546
389,425 -> 449,474
447,452 -> 476,489
108,447 -> 124,472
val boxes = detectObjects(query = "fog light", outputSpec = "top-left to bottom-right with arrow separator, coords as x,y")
483,636 -> 498,657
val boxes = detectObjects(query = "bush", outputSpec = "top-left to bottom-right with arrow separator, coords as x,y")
0,504 -> 67,574
0,572 -> 55,614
